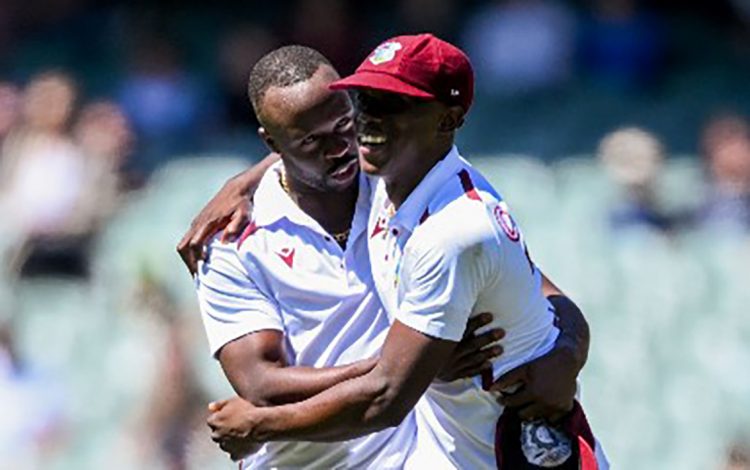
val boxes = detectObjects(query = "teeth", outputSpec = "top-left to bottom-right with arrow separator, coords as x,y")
359,135 -> 387,145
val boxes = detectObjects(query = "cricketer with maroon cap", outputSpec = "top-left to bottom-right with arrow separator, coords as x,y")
205,34 -> 608,469
332,33 -> 607,469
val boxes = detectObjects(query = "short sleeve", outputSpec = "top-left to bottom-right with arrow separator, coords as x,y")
397,224 -> 494,342
196,240 -> 283,357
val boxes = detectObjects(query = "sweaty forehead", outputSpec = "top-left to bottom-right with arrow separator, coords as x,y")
261,65 -> 351,134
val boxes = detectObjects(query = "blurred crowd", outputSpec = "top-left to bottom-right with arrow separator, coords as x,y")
0,73 -> 134,279
598,114 -> 750,235
0,0 -> 747,165
0,0 -> 749,468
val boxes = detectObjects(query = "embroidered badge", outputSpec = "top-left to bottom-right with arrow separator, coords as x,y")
493,204 -> 520,242
369,42 -> 403,65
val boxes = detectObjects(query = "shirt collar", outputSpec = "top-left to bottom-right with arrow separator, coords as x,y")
253,161 -> 370,243
391,145 -> 463,231
252,161 -> 308,227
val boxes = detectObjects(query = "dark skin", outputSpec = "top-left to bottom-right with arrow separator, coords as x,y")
256,65 -> 361,241
180,72 -> 588,458
354,90 -> 463,208
209,312 -> 504,460
218,314 -> 504,408
209,281 -> 586,461
187,65 -> 505,456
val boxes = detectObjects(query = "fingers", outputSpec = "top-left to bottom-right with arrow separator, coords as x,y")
445,362 -> 494,382
490,363 -> 529,393
449,345 -> 503,379
221,209 -> 249,243
208,399 -> 227,413
184,221 -> 222,272
177,226 -> 209,276
190,220 -> 220,252
463,312 -> 493,338
177,234 -> 193,272
455,328 -> 504,360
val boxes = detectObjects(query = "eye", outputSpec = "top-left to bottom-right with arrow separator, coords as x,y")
336,116 -> 353,129
301,134 -> 319,146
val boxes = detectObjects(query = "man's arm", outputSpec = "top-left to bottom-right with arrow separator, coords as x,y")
218,330 -> 376,407
220,314 -> 503,407
541,272 -> 589,370
202,233 -> 502,409
489,272 -> 590,420
207,232 -> 493,448
209,321 -> 457,445
177,153 -> 280,274
196,236 -> 377,407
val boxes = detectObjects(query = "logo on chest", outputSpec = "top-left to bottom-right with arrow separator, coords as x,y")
275,247 -> 296,268
371,216 -> 389,239
493,204 -> 520,242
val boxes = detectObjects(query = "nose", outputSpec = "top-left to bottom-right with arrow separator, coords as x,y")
356,112 -> 382,128
324,135 -> 351,160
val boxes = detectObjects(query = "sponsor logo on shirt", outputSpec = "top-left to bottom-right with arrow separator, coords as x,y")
371,216 -> 388,239
276,247 -> 295,268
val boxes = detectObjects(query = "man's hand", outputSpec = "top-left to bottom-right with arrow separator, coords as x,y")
437,313 -> 505,382
207,398 -> 263,461
490,345 -> 578,422
177,176 -> 252,275
177,153 -> 280,275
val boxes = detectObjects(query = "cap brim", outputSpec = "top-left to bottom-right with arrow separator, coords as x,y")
330,71 -> 434,99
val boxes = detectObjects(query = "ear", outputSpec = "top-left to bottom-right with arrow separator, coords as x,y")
258,127 -> 280,154
438,105 -> 466,133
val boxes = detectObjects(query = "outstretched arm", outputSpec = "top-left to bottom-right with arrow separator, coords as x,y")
177,153 -> 280,274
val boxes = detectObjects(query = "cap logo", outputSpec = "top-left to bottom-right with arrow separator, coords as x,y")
369,42 -> 402,65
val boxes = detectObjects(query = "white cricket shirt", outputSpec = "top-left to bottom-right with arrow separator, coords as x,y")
367,147 -> 559,469
196,162 -> 415,469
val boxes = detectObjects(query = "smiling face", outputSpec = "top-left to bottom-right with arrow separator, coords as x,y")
353,89 -> 451,179
258,64 -> 359,193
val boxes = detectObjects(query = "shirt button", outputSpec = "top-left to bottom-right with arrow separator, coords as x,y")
392,229 -> 399,235
324,236 -> 332,242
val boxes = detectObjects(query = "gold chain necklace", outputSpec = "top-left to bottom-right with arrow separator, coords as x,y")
280,168 -> 351,243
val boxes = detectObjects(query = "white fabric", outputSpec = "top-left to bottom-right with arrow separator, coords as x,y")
367,147 -> 562,469
196,162 -> 414,469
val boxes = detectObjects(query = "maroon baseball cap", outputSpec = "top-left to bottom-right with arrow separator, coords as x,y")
330,33 -> 474,113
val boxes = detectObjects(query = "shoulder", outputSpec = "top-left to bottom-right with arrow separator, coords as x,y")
413,197 -> 504,253
408,164 -> 519,260
200,227 -> 268,284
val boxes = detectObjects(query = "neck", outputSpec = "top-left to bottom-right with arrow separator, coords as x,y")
384,141 -> 453,209
283,170 -> 359,235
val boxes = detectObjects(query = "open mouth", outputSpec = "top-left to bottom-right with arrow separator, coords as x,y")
358,134 -> 387,146
356,114 -> 388,149
329,158 -> 359,182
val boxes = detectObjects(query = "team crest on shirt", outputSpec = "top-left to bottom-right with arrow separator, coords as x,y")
493,204 -> 520,242
275,247 -> 295,268
369,42 -> 402,65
